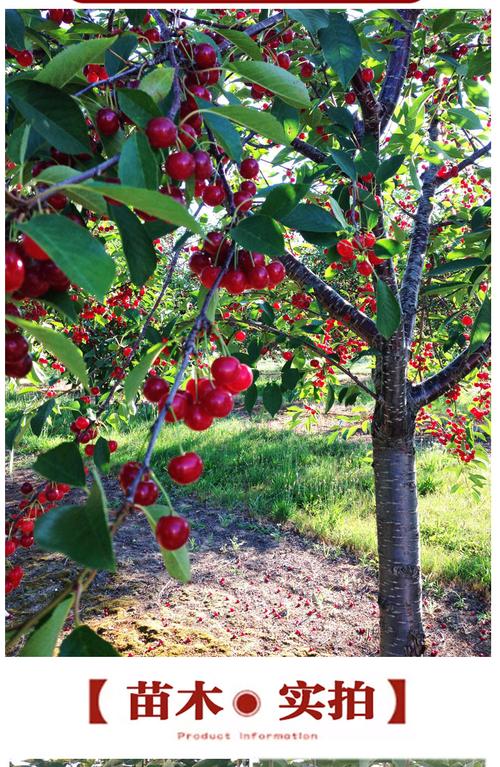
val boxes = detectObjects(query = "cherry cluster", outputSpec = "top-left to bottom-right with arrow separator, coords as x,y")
334,232 -> 382,276
69,415 -> 118,458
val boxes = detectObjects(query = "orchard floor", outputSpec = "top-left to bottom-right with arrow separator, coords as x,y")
6,468 -> 491,657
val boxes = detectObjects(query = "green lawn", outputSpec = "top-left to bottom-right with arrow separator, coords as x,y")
7,391 -> 490,590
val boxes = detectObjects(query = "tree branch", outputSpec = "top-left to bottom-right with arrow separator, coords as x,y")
379,10 -> 420,134
278,250 -> 380,346
412,335 -> 491,409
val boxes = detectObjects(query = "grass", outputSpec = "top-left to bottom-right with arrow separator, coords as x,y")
7,390 -> 490,590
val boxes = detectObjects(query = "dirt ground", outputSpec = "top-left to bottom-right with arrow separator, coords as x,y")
6,468 -> 491,657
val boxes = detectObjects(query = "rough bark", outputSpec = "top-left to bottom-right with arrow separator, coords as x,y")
372,427 -> 425,657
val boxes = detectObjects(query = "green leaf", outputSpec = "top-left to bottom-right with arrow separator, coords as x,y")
139,66 -> 175,101
330,149 -> 357,181
374,238 -> 404,257
325,384 -> 336,414
448,107 -> 483,131
20,596 -> 74,657
143,505 -> 191,583
271,98 -> 300,141
226,60 -> 311,109
281,364 -> 302,391
217,27 -> 263,59
319,14 -> 362,87
427,257 -> 485,277
109,204 -> 157,286
36,36 -> 116,89
375,278 -> 401,339
7,80 -> 90,154
81,182 -> 204,234
230,215 -> 284,256
468,48 -> 491,78
35,475 -> 116,571
202,102 -> 287,145
469,296 -> 491,353
30,399 -> 56,437
35,165 -> 108,215
6,9 -> 25,51
327,106 -> 355,133
244,383 -> 258,413
281,203 -> 339,232
18,216 -> 115,303
119,131 -> 159,190
202,110 -> 242,163
286,9 -> 330,34
376,154 -> 406,183
117,88 -> 161,128
9,316 -> 90,391
433,9 -> 457,33
105,33 -> 138,76
93,436 -> 110,473
42,288 -> 81,322
33,441 -> 86,487
123,343 -> 167,405
261,183 -> 306,219
262,383 -> 283,416
59,625 -> 120,656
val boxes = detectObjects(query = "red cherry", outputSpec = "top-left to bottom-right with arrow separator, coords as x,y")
21,233 -> 49,261
84,445 -> 95,457
239,180 -> 257,196
202,184 -> 225,207
134,479 -> 159,506
144,376 -> 170,403
5,540 -> 17,557
5,354 -> 33,379
234,330 -> 247,342
300,61 -> 314,78
356,260 -> 372,276
277,52 -> 291,70
20,481 -> 33,495
362,232 -> 377,248
179,123 -> 197,149
200,265 -> 222,289
193,43 -> 217,70
224,363 -> 253,393
47,9 -> 64,23
145,117 -> 177,149
336,239 -> 354,260
5,333 -> 29,362
461,315 -> 473,327
248,265 -> 269,290
5,242 -> 25,292
345,91 -> 356,105
233,191 -> 253,213
204,231 -> 230,258
16,50 -> 34,67
74,416 -> 90,431
189,250 -> 212,275
184,402 -> 213,431
361,68 -> 374,83
108,440 -> 118,453
167,452 -> 204,485
163,390 -> 192,423
96,108 -> 120,137
211,355 -> 240,385
155,515 -> 190,550
192,150 -> 213,180
165,151 -> 196,181
266,260 -> 286,285
43,260 -> 70,291
238,250 -> 265,273
202,387 -> 234,418
221,268 -> 247,295
239,158 -> 259,179
62,9 -> 75,23
185,377 -> 214,400
143,28 -> 161,44
119,460 -> 143,490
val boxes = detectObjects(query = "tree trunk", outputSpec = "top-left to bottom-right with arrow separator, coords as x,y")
372,429 -> 425,656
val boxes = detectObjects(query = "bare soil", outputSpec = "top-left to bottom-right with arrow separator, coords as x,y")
6,468 -> 490,657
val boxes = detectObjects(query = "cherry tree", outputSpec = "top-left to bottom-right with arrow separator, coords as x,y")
5,8 -> 490,656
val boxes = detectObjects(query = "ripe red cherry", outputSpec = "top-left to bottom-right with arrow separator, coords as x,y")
239,158 -> 259,179
248,265 -> 269,290
240,180 -> 257,196
168,452 -> 204,485
119,460 -> 143,490
164,390 -> 191,423
239,250 -> 265,272
143,28 -> 160,44
336,239 -> 354,260
234,330 -> 246,342
362,231 -> 377,248
47,9 -> 64,24
179,123 -> 197,149
16,263 -> 50,297
156,515 -> 190,550
165,151 -> 196,181
361,68 -> 374,83
5,333 -> 29,362
266,260 -> 286,285
5,242 -> 25,292
5,540 -> 17,557
204,231 -> 230,257
96,108 -> 120,137
200,265 -> 222,289
461,315 -> 473,327
21,233 -> 49,261
211,356 -> 240,385
145,116 -> 177,149
43,261 -> 70,291
21,481 -> 33,495
221,268 -> 247,295
184,402 -> 213,431
189,250 -> 212,275
202,184 -> 225,207
74,415 -> 90,431
16,50 -> 34,67
108,440 -> 118,453
345,91 -> 356,105
62,9 -> 75,23
300,61 -> 314,78
202,387 -> 234,418
144,376 -> 169,403
134,479 -> 159,506
185,377 -> 214,400
234,191 -> 253,213
192,150 -> 213,180
356,260 -> 372,276
224,363 -> 253,393
5,354 -> 33,379
277,52 -> 291,70
193,43 -> 217,70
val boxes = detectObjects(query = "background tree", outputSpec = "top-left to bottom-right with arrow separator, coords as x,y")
5,8 -> 491,657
